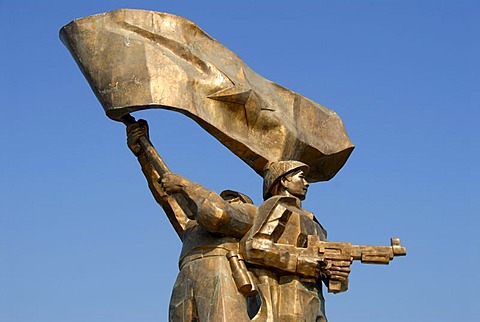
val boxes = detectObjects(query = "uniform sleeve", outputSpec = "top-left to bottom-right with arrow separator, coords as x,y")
180,183 -> 255,238
241,197 -> 321,278
241,198 -> 296,274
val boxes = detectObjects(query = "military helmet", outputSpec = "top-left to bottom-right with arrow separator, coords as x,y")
262,160 -> 310,200
220,189 -> 254,204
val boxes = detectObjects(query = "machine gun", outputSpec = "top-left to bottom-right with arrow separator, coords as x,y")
301,236 -> 407,293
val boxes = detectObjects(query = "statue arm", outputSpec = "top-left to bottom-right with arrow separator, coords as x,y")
242,238 -> 299,273
126,120 -> 192,238
243,235 -> 323,278
161,174 -> 255,238
127,120 -> 253,238
241,199 -> 322,278
136,154 -> 175,205
196,190 -> 255,238
127,119 -> 169,203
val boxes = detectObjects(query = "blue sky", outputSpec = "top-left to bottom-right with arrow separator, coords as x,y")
1,1 -> 479,321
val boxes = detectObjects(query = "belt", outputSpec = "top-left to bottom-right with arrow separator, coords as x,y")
179,244 -> 238,270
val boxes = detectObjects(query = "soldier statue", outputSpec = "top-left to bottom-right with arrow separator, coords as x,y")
240,161 -> 351,321
127,119 -> 352,322
127,120 -> 258,321
61,9 -> 406,322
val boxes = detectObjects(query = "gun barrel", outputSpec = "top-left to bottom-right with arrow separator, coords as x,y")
314,237 -> 406,293
391,237 -> 407,256
350,238 -> 406,264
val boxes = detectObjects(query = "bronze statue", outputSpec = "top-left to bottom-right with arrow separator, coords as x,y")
240,161 -> 348,321
240,161 -> 405,321
127,120 -> 258,321
60,8 -> 407,322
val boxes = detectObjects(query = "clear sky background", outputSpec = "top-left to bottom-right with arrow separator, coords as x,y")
1,1 -> 479,321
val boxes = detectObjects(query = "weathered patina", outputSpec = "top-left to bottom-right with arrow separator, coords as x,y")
60,8 -> 354,183
61,9 -> 406,322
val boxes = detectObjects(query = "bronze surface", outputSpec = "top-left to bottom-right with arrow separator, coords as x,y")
61,10 -> 406,322
60,8 -> 354,182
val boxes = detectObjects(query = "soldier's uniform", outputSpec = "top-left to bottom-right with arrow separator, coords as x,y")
168,186 -> 256,321
240,161 -> 329,322
241,195 -> 328,322
129,129 -> 257,321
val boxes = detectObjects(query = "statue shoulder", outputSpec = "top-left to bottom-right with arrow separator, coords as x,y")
255,195 -> 299,224
259,195 -> 299,212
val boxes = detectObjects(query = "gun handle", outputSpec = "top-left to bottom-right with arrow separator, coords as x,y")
328,280 -> 343,293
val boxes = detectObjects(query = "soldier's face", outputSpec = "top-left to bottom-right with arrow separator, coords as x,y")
283,170 -> 309,200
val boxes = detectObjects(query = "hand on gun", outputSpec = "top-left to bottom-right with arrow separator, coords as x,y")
296,255 -> 351,293
300,236 -> 406,293
126,119 -> 149,156
321,260 -> 351,293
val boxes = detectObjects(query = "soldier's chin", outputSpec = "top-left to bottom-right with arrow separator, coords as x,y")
297,192 -> 307,201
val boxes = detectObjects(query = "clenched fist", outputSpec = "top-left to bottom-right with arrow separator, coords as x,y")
126,119 -> 149,156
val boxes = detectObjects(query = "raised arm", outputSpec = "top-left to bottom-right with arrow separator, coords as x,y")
160,174 -> 255,238
126,120 -> 192,239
